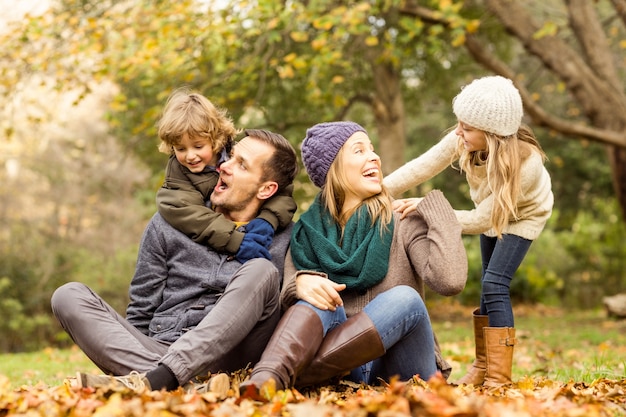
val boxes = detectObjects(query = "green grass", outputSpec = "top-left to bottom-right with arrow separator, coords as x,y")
0,345 -> 98,388
432,304 -> 626,383
0,305 -> 624,388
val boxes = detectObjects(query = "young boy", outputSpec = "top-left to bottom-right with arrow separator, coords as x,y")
155,88 -> 296,262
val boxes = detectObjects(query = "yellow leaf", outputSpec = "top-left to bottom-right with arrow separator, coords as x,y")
466,19 -> 480,33
268,17 -> 279,30
533,21 -> 558,39
365,36 -> 378,46
517,375 -> 536,391
278,65 -> 294,79
355,3 -> 371,13
290,31 -> 308,42
283,53 -> 297,63
292,58 -> 307,69
313,18 -> 333,31
451,33 -> 465,47
312,38 -> 326,50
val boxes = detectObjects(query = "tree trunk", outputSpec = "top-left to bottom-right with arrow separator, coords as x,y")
609,147 -> 626,220
368,60 -> 406,175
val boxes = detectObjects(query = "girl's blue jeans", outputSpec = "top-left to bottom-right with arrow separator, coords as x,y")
297,285 -> 437,385
479,233 -> 533,327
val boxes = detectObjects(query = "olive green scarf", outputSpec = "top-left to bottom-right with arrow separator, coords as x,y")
290,195 -> 394,293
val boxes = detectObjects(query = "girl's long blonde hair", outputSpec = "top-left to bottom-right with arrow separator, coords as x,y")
456,124 -> 547,237
321,146 -> 394,241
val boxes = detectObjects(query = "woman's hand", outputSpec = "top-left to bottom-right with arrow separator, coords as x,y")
392,197 -> 423,219
296,273 -> 346,311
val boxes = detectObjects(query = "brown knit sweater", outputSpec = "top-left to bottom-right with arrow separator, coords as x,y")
281,189 -> 468,378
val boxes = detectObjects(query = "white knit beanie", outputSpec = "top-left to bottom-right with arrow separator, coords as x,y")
452,76 -> 523,137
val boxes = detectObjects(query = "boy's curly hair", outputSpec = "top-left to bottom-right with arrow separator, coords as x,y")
156,87 -> 239,155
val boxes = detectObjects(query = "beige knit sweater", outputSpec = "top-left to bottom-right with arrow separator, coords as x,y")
281,190 -> 468,377
383,131 -> 554,240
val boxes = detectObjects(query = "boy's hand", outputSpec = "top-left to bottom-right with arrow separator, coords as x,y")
235,219 -> 274,263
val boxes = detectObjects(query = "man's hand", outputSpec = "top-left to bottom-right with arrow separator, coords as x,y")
392,197 -> 424,219
296,273 -> 346,311
235,218 -> 274,263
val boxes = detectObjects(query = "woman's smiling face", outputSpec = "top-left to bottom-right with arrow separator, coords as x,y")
339,131 -> 382,212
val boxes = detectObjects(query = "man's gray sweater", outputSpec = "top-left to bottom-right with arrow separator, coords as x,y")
126,212 -> 293,343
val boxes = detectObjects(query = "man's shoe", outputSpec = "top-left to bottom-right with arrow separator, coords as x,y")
185,373 -> 230,397
76,370 -> 151,391
207,373 -> 230,397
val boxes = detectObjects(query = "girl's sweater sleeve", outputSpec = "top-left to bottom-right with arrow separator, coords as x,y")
383,131 -> 458,197
454,195 -> 494,235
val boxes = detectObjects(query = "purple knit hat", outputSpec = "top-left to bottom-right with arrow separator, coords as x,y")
301,121 -> 367,188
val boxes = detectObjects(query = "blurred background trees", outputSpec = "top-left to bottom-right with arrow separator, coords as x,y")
0,0 -> 624,352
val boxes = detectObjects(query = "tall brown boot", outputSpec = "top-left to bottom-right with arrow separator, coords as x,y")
456,308 -> 488,385
239,305 -> 323,397
295,311 -> 385,388
483,327 -> 516,388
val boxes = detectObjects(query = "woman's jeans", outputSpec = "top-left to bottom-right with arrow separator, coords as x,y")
297,285 -> 437,384
479,233 -> 533,327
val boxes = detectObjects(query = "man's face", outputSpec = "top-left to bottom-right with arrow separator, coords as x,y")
211,136 -> 275,221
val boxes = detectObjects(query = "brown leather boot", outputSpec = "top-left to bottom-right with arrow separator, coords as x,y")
239,305 -> 323,398
483,327 -> 516,387
456,308 -> 488,385
295,311 -> 385,388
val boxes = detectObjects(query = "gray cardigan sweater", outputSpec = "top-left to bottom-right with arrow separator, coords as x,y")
126,211 -> 293,343
281,190 -> 468,378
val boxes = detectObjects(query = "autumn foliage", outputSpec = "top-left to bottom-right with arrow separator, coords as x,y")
1,371 -> 624,416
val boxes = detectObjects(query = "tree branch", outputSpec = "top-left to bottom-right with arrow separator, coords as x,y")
334,93 -> 374,120
567,0 -> 622,88
464,35 -> 626,148
610,0 -> 626,26
485,0 -> 626,126
397,1 -> 446,24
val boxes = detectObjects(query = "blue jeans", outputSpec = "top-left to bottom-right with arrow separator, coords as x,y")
479,234 -> 532,327
297,285 -> 437,384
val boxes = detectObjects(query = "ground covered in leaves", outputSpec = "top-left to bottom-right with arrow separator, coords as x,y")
2,305 -> 625,415
1,371 -> 624,417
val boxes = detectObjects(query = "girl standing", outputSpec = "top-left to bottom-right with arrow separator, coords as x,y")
386,76 -> 554,387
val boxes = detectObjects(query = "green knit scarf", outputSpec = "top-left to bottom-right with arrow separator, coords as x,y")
290,195 -> 394,293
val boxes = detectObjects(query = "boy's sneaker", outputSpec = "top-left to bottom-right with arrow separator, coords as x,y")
75,370 -> 151,391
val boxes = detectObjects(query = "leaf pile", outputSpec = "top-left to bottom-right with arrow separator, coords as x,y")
1,372 -> 624,417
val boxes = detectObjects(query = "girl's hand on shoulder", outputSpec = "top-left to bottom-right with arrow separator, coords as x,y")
295,273 -> 346,311
391,197 -> 423,219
